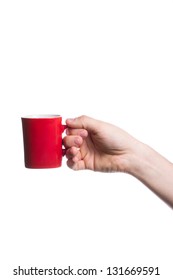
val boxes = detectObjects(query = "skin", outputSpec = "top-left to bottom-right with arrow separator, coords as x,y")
63,115 -> 173,208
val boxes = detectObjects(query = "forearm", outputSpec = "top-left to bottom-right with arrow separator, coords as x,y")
128,142 -> 173,208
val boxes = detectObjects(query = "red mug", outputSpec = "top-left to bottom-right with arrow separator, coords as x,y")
21,115 -> 66,168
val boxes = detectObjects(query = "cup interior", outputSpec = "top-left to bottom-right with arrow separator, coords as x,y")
22,114 -> 61,119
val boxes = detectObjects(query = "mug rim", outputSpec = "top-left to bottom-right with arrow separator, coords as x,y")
22,114 -> 61,119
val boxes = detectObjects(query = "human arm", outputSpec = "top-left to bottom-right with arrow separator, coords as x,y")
63,115 -> 173,208
128,142 -> 173,208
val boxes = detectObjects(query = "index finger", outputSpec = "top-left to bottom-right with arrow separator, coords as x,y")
66,128 -> 88,138
66,115 -> 98,132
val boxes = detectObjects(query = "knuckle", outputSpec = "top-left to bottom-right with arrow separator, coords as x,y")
79,115 -> 88,128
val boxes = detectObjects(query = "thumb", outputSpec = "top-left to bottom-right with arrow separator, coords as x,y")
66,115 -> 98,132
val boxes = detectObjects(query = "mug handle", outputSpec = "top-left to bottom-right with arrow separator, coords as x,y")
62,124 -> 67,156
62,124 -> 67,133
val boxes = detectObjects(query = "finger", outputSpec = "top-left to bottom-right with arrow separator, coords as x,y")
66,128 -> 88,138
63,135 -> 83,148
66,147 -> 81,160
66,115 -> 98,132
67,159 -> 85,171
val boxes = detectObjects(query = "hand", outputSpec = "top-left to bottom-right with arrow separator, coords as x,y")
63,115 -> 138,172
63,115 -> 173,208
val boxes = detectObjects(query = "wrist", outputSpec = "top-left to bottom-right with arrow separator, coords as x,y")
126,141 -> 151,177
127,141 -> 173,207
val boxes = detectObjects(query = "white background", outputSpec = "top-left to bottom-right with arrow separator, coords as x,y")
0,0 -> 173,279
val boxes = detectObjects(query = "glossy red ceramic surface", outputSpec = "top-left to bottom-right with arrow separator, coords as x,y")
22,115 -> 66,168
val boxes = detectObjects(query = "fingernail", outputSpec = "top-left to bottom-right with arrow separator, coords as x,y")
74,137 -> 81,146
80,130 -> 88,137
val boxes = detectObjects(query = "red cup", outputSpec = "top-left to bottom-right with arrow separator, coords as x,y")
21,115 -> 66,168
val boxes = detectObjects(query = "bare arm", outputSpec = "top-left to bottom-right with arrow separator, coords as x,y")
63,115 -> 173,208
128,142 -> 173,208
